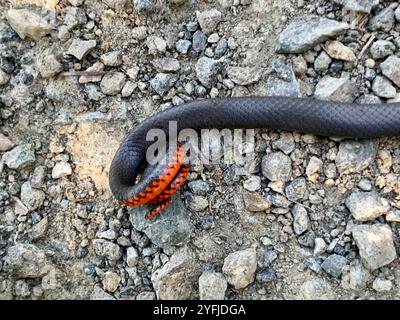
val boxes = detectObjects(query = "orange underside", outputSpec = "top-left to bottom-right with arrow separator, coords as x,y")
120,144 -> 189,219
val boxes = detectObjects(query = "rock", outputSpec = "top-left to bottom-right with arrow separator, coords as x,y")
396,6 -> 400,22
333,0 -> 373,13
0,133 -> 14,151
129,194 -> 193,250
6,9 -> 52,41
102,271 -> 121,293
64,6 -> 87,30
37,54 -> 63,78
352,224 -> 397,271
3,244 -> 48,278
121,81 -> 136,97
357,94 -> 381,104
196,9 -> 222,34
314,51 -> 332,72
243,190 -> 271,212
314,76 -> 358,102
243,175 -> 261,192
313,237 -> 327,256
256,267 -> 277,284
0,69 -> 10,85
335,139 -> 377,174
325,41 -> 356,62
151,247 -> 200,300
100,51 -> 122,67
136,291 -> 156,300
265,58 -> 301,97
176,39 -> 191,54
146,36 -> 167,54
67,39 -> 96,60
2,144 -> 35,170
285,177 -> 307,201
292,204 -> 310,235
370,40 -> 395,60
261,151 -> 292,182
100,72 -> 126,95
133,0 -> 157,12
227,66 -> 262,86
321,254 -> 346,278
274,132 -> 295,154
52,161 -> 72,179
298,279 -> 335,300
192,31 -> 207,52
101,0 -> 129,10
189,195 -> 208,211
188,180 -> 210,195
126,247 -> 139,267
298,230 -> 316,248
198,271 -> 227,300
368,8 -> 395,32
276,15 -> 349,53
222,247 -> 257,290
20,182 -> 45,211
346,191 -> 390,221
90,286 -> 115,300
292,55 -> 308,76
372,76 -> 396,99
150,73 -> 178,96
131,26 -> 147,40
78,62 -> 104,83
215,39 -> 228,58
151,58 -> 180,73
92,239 -> 122,262
29,217 -> 48,240
306,156 -> 323,182
380,55 -> 400,88
341,263 -> 370,291
386,210 -> 400,222
195,57 -> 223,88
372,278 -> 392,293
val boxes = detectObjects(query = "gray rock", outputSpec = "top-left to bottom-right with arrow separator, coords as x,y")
380,55 -> 400,88
6,9 -> 52,41
101,0 -> 129,10
261,151 -> 292,182
372,76 -> 396,98
52,161 -> 72,179
0,69 -> 10,85
222,247 -> 257,289
100,72 -> 126,95
146,36 -> 167,54
346,191 -> 390,221
256,267 -> 277,284
136,291 -> 156,300
356,94 -> 381,104
243,175 -> 261,192
370,40 -> 395,60
333,0 -> 373,13
198,271 -> 227,300
192,31 -> 207,52
352,224 -> 397,270
286,177 -> 307,202
67,39 -> 96,60
151,246 -> 200,299
100,51 -> 123,67
129,194 -> 193,250
335,139 -> 377,174
188,180 -> 210,195
176,39 -> 191,54
151,58 -> 180,73
372,278 -> 393,292
195,57 -> 223,88
133,0 -> 157,12
30,166 -> 45,188
341,263 -> 370,291
126,247 -> 139,267
20,181 -> 45,212
368,8 -> 395,32
313,238 -> 327,256
29,217 -> 48,240
102,271 -> 121,293
90,286 -> 115,300
315,76 -> 358,102
0,133 -> 15,152
79,62 -> 104,83
258,249 -> 278,267
276,15 -> 349,53
321,254 -> 347,278
265,58 -> 301,97
188,195 -> 208,211
37,54 -> 63,78
386,209 -> 400,222
364,68 -> 376,81
2,144 -> 35,170
92,239 -> 122,262
243,190 -> 271,212
150,73 -> 178,96
131,26 -> 147,40
196,9 -> 222,34
121,81 -> 137,97
298,230 -> 316,248
227,66 -> 262,86
64,6 -> 87,30
396,6 -> 400,22
292,204 -> 310,235
314,51 -> 332,72
273,132 -> 295,154
298,279 -> 335,300
215,39 -> 228,58
3,244 -> 48,278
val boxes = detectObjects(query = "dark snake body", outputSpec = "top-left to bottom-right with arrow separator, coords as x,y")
109,96 -> 400,202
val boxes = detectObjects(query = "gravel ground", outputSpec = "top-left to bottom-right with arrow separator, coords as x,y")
0,0 -> 400,300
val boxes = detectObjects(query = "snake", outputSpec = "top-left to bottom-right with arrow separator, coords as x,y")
108,96 -> 400,219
